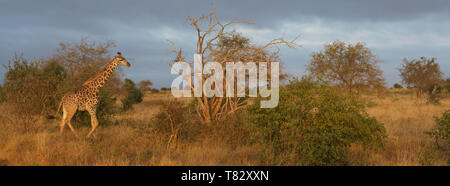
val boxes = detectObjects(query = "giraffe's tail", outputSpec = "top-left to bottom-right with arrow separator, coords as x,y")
47,100 -> 63,119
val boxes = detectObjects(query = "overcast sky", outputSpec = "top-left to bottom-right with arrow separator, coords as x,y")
1,0 -> 449,88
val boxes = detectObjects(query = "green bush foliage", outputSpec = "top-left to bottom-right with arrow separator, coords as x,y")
422,110 -> 450,165
427,83 -> 444,104
393,83 -> 403,89
40,59 -> 67,111
247,77 -> 387,165
428,110 -> 449,155
2,54 -> 66,131
121,79 -> 143,111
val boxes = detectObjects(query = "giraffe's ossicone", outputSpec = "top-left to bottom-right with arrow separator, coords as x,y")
47,52 -> 131,138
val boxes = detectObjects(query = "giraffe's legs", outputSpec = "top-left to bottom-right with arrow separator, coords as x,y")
86,107 -> 99,138
59,108 -> 67,134
67,121 -> 78,137
60,104 -> 78,136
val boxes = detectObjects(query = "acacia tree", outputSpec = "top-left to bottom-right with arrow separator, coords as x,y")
138,80 -> 153,92
398,57 -> 443,98
168,7 -> 298,125
307,41 -> 385,96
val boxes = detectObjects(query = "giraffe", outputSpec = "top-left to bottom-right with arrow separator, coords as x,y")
47,52 -> 131,137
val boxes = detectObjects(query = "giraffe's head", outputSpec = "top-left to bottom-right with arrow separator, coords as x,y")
114,52 -> 131,67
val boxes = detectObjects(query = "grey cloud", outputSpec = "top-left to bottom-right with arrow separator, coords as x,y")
1,0 -> 449,88
2,0 -> 450,29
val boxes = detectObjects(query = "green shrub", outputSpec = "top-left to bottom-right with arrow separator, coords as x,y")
427,110 -> 449,157
121,79 -> 143,111
393,83 -> 403,89
247,77 -> 386,165
2,55 -> 65,131
40,60 -> 67,111
150,88 -> 160,93
421,110 -> 449,165
427,83 -> 444,105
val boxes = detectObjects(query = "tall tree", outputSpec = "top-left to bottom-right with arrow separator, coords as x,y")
168,7 -> 298,125
307,41 -> 385,96
398,57 -> 443,98
138,80 -> 153,92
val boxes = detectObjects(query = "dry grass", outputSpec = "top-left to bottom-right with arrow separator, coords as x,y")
0,89 -> 448,166
362,89 -> 449,165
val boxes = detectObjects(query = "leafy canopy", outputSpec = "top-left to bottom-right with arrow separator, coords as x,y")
307,41 -> 385,94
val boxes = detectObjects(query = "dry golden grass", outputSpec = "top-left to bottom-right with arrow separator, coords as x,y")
0,91 -> 259,166
0,89 -> 447,166
362,89 -> 449,165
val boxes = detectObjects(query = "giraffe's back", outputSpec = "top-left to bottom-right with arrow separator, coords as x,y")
63,86 -> 99,111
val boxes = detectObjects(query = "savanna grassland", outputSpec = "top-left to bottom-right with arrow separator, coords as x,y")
0,88 -> 447,166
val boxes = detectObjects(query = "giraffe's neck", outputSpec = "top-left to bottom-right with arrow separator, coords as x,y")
83,60 -> 118,93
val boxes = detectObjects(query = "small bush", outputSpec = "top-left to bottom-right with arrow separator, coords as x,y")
427,83 -> 444,104
153,100 -> 201,148
427,110 -> 449,160
150,88 -> 160,93
393,83 -> 403,89
121,79 -> 143,111
247,77 -> 387,165
445,78 -> 450,91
